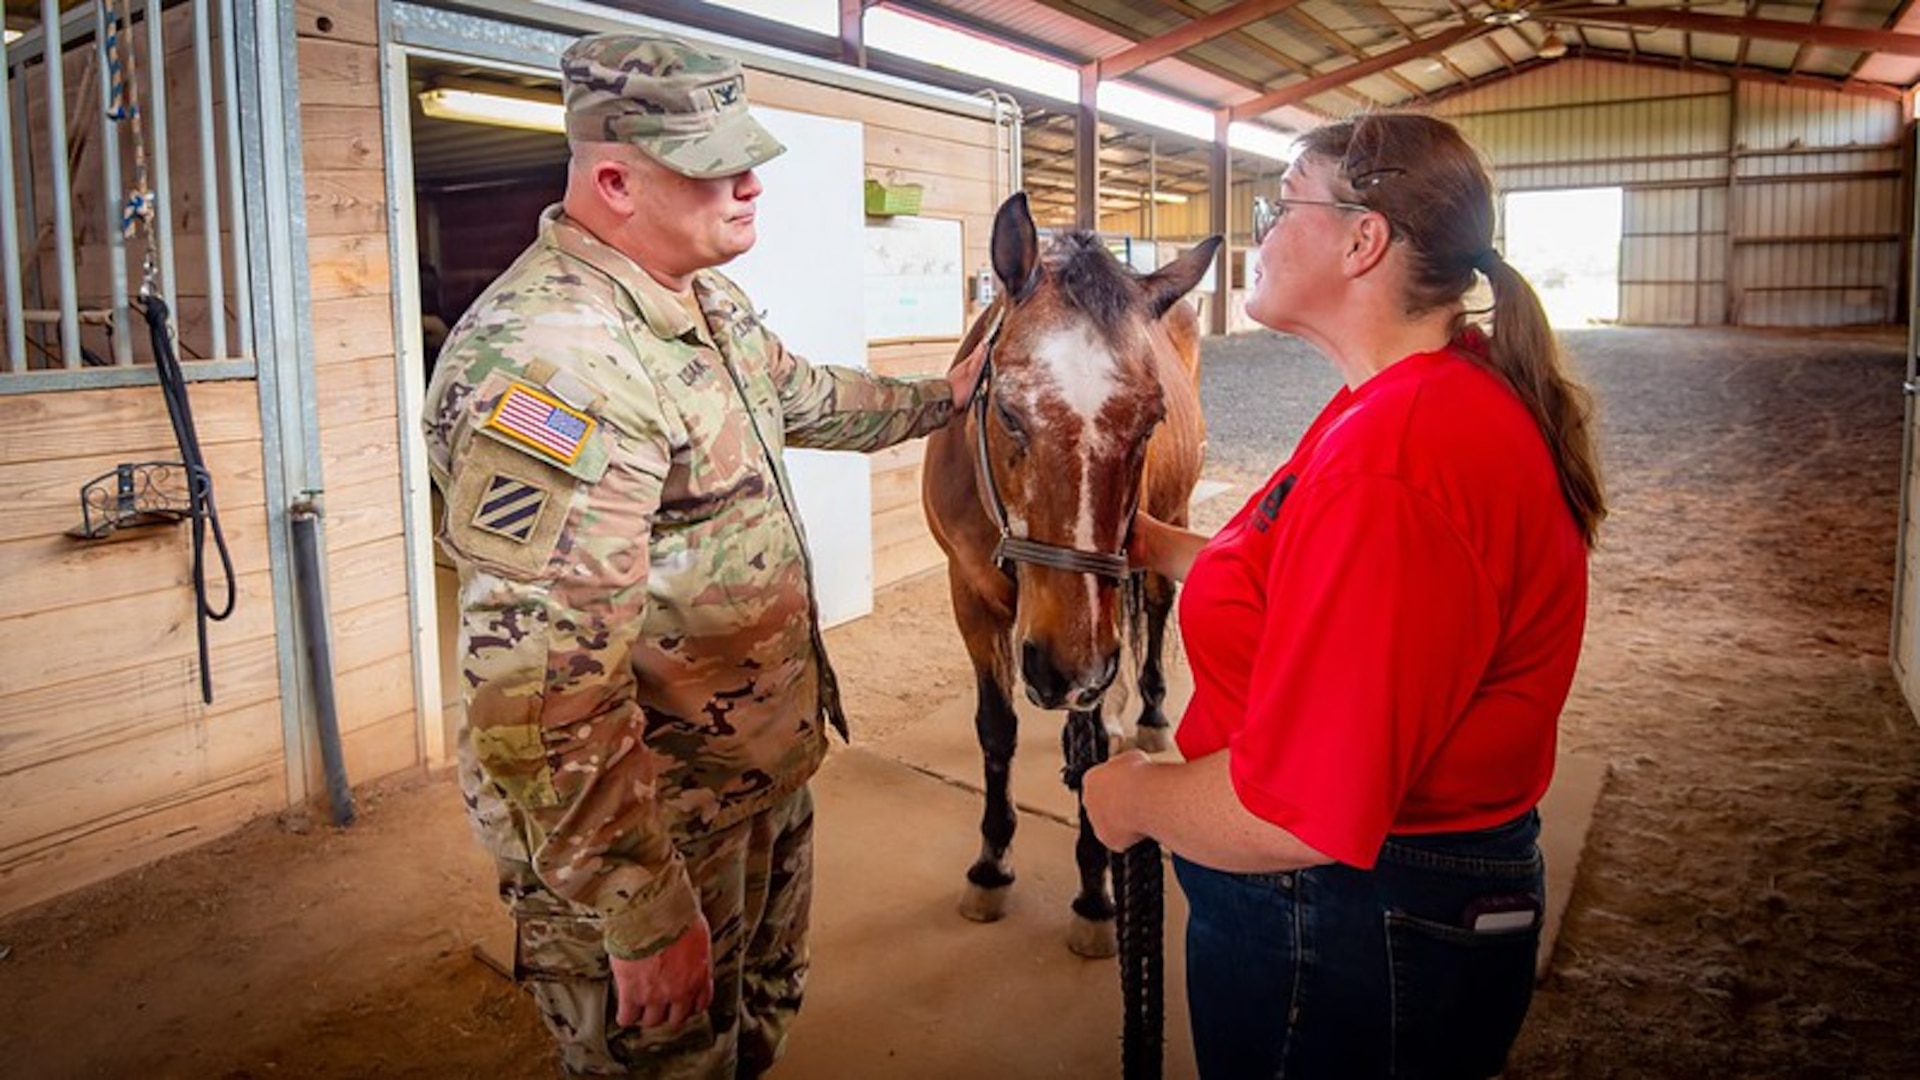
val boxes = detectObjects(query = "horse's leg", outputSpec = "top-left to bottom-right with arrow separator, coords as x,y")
1134,569 -> 1177,755
948,568 -> 1021,923
1062,706 -> 1117,958
959,667 -> 1021,922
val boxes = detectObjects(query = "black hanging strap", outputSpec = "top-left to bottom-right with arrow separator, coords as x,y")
143,296 -> 236,703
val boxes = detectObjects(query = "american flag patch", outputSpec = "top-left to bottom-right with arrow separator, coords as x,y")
485,383 -> 595,465
471,474 -> 548,543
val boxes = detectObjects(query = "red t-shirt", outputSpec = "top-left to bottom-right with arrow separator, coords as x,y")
1175,341 -> 1588,869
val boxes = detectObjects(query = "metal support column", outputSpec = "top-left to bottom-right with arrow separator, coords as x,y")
1077,63 -> 1098,231
1210,109 -> 1231,335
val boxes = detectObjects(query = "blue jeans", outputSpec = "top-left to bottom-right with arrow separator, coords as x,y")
1176,811 -> 1544,1080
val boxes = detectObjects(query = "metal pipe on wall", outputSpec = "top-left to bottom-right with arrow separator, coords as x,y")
290,497 -> 355,828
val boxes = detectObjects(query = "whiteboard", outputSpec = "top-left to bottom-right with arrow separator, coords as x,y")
724,106 -> 874,628
863,215 -> 965,342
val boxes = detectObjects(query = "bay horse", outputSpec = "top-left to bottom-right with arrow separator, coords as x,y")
923,192 -> 1219,957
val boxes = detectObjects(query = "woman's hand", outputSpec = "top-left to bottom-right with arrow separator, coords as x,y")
1082,749 -> 1155,851
1128,512 -> 1209,582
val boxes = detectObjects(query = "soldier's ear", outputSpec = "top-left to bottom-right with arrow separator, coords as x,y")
591,156 -> 641,215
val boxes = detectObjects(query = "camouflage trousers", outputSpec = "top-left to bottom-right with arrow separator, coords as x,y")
459,733 -> 815,1078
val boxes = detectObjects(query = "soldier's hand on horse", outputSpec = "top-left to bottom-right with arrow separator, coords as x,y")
946,339 -> 988,412
1083,749 -> 1154,851
610,911 -> 715,1030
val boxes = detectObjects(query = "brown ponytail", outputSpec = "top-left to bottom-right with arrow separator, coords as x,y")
1477,255 -> 1607,546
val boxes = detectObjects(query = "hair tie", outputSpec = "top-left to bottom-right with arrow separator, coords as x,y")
1470,248 -> 1501,274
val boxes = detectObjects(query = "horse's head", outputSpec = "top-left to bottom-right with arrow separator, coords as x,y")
971,193 -> 1220,711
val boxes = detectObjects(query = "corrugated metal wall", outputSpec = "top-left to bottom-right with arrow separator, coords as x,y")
1438,59 -> 1907,328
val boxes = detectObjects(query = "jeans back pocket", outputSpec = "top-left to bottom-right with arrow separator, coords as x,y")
1384,908 -> 1539,1079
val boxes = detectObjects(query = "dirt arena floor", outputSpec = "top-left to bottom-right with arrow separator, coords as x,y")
3,325 -> 1918,1078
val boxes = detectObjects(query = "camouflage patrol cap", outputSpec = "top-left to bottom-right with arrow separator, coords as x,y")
560,32 -> 786,179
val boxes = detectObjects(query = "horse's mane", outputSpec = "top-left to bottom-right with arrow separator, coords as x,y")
1046,232 -> 1138,346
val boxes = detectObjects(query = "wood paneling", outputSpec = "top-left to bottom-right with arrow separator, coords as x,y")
0,756 -> 285,917
312,293 -> 401,365
306,169 -> 390,237
0,439 -> 266,545
0,635 -> 285,777
296,38 -> 382,110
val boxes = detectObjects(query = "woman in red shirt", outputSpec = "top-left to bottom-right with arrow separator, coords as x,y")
1083,113 -> 1605,1078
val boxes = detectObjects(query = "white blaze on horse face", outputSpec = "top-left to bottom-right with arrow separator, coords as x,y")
1030,323 -> 1126,651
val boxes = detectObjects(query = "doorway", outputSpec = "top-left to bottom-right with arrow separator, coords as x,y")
1502,188 -> 1623,328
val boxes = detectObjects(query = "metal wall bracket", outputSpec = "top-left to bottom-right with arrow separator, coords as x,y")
66,461 -> 193,540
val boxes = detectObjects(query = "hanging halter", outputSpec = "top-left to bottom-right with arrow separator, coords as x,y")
968,301 -> 1136,582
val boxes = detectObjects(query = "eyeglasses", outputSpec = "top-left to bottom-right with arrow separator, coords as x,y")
1252,194 -> 1372,245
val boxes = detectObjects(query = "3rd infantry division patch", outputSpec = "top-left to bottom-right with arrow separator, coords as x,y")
472,474 -> 549,543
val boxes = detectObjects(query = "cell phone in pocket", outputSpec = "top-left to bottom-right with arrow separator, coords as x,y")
1461,892 -> 1542,933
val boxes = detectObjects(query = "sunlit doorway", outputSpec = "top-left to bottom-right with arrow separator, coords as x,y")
1502,188 -> 1622,328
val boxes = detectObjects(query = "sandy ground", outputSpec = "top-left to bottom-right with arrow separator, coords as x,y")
3,326 -> 1918,1078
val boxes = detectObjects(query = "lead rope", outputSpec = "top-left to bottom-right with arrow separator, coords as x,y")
105,0 -> 155,247
110,1 -> 234,703
1063,713 -> 1165,1080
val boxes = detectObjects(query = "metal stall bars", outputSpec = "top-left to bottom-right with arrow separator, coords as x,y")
2,0 -> 249,378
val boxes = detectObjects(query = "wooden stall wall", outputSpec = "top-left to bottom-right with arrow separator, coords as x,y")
0,17 -> 286,919
0,394 -> 284,922
295,2 -> 421,787
747,69 -> 1001,587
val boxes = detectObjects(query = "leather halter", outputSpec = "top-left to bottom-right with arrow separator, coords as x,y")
968,305 -> 1134,582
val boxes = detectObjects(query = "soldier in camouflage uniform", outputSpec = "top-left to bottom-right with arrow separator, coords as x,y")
423,32 -> 983,1078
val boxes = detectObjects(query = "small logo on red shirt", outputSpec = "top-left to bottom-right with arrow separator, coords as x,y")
1252,475 -> 1297,532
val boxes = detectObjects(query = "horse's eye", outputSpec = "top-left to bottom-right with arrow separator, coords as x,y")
995,399 -> 1028,446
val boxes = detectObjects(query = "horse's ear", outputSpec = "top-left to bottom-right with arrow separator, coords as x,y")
1142,235 -> 1223,319
991,193 -> 1041,303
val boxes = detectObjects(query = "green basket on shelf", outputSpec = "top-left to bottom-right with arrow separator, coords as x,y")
864,179 -> 924,217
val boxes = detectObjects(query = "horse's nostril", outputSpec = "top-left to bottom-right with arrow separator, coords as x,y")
1021,641 -> 1071,708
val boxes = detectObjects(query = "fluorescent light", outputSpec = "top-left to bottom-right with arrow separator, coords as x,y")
4,29 -> 22,45
1024,177 -> 1189,205
418,87 -> 565,134
869,8 -> 1076,101
866,8 -> 1293,162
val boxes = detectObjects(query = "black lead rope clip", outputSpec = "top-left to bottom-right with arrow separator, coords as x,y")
66,460 -> 195,541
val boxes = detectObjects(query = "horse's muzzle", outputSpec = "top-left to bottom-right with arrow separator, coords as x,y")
1021,643 -> 1119,711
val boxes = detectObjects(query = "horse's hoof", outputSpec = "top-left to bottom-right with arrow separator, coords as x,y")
1133,725 -> 1174,755
1067,915 -> 1117,959
959,884 -> 1011,923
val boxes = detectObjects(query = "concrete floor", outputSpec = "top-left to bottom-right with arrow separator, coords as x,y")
772,668 -> 1605,1078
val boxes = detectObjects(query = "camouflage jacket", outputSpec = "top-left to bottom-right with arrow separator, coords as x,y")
424,206 -> 953,959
